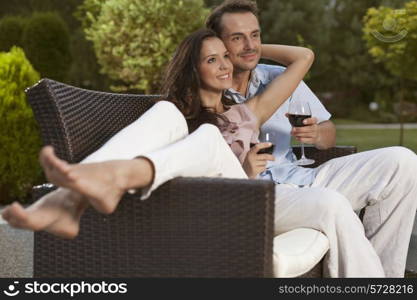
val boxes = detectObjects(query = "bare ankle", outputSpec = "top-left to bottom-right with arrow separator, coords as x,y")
115,158 -> 154,191
136,157 -> 155,187
52,188 -> 87,210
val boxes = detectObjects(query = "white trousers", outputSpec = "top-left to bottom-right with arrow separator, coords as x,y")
80,101 -> 417,278
274,147 -> 417,277
82,101 -> 247,198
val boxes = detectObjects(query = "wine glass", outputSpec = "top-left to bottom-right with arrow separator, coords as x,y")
258,131 -> 275,154
251,131 -> 275,154
288,99 -> 315,166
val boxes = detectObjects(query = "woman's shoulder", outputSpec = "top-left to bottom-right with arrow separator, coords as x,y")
224,103 -> 258,124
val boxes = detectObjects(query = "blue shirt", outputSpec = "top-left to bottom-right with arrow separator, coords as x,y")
224,64 -> 331,186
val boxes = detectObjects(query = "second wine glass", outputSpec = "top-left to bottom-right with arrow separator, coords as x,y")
288,99 -> 315,166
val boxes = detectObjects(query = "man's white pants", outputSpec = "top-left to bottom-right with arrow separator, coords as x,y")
274,147 -> 417,277
80,101 -> 417,278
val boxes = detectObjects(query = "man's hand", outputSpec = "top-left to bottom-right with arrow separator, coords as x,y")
287,113 -> 321,145
286,114 -> 336,149
243,143 -> 275,179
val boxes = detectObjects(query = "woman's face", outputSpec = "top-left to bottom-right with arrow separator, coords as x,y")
198,37 -> 233,92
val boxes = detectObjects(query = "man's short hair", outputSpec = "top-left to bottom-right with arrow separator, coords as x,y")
206,0 -> 259,35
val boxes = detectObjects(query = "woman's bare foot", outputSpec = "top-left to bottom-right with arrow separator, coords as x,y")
39,146 -> 154,214
1,188 -> 87,239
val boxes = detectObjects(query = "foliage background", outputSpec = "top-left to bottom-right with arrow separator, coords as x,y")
21,12 -> 72,82
1,0 -> 416,203
79,0 -> 208,93
0,47 -> 42,204
1,0 -> 415,118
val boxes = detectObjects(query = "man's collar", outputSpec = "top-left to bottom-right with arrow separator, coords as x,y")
224,87 -> 246,104
250,67 -> 262,87
254,64 -> 273,84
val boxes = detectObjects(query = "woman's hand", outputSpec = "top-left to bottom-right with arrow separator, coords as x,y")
242,142 -> 275,179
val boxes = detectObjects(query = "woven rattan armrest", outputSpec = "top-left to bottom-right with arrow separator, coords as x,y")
292,145 -> 357,168
26,78 -> 158,163
32,177 -> 275,278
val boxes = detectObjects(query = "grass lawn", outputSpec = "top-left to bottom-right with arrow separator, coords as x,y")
335,129 -> 417,153
333,118 -> 367,125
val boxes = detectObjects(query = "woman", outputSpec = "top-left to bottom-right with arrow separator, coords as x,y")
2,29 -> 313,238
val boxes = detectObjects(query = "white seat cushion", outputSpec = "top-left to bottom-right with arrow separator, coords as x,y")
273,228 -> 329,277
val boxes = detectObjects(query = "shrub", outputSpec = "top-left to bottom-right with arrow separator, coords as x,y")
22,12 -> 72,82
0,15 -> 26,52
74,0 -> 107,31
0,47 -> 42,204
79,0 -> 208,93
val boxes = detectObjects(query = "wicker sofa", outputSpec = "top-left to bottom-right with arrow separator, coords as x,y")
26,79 -> 356,278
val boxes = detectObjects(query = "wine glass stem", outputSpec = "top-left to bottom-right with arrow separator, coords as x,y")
301,143 -> 306,159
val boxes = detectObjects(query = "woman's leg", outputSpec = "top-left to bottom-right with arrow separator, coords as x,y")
82,100 -> 189,162
2,101 -> 189,238
43,123 -> 247,211
139,123 -> 248,199
2,188 -> 88,239
2,124 -> 247,238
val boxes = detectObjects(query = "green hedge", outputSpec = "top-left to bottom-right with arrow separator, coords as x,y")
81,0 -> 208,93
22,12 -> 72,82
0,16 -> 26,52
0,47 -> 42,204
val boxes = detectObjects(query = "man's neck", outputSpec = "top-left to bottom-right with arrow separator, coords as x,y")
232,69 -> 251,96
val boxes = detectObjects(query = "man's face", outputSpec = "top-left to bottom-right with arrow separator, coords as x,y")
219,12 -> 261,73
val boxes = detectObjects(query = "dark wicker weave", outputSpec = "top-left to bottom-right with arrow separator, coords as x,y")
27,79 -> 356,278
292,145 -> 357,168
32,178 -> 274,278
26,79 -> 157,163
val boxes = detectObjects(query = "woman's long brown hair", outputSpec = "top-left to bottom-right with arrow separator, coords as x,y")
159,28 -> 229,133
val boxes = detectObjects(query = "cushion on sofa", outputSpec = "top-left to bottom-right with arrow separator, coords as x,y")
273,228 -> 329,277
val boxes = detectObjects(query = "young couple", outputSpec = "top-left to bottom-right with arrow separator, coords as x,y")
3,0 -> 417,278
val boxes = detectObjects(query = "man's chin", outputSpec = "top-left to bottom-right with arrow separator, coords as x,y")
235,60 -> 259,72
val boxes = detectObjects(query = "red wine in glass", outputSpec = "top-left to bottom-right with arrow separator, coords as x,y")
288,100 -> 315,166
288,114 -> 312,128
250,143 -> 275,154
250,132 -> 275,155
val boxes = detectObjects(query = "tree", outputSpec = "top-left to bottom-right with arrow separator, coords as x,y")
260,0 -> 332,83
363,1 -> 417,144
67,27 -> 112,90
0,16 -> 26,52
203,0 -> 222,8
79,0 -> 209,93
256,0 -> 411,120
0,0 -> 109,90
74,0 -> 107,30
0,0 -> 84,30
22,12 -> 72,82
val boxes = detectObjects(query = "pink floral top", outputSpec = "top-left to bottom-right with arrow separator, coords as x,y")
220,104 -> 259,164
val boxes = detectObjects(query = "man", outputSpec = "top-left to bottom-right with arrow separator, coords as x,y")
207,0 -> 336,185
206,0 -> 417,277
